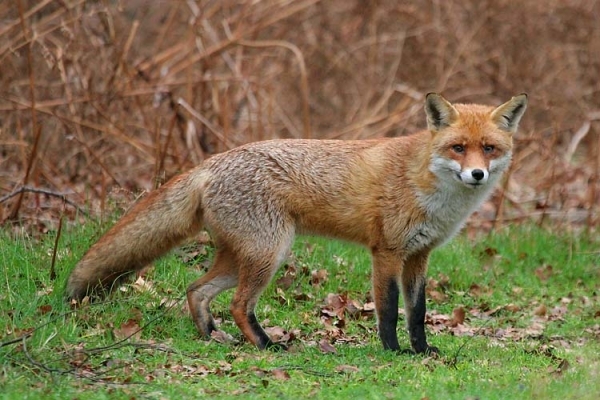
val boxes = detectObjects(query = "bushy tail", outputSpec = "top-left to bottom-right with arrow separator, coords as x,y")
66,168 -> 207,301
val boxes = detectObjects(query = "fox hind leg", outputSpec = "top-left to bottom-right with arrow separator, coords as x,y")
230,261 -> 285,350
187,247 -> 238,336
230,229 -> 294,350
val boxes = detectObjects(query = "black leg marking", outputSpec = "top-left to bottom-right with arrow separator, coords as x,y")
378,279 -> 400,351
405,279 -> 438,354
246,311 -> 287,351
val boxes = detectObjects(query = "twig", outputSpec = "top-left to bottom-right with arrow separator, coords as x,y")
0,332 -> 33,348
49,210 -> 64,280
2,295 -> 186,385
177,98 -> 234,148
21,334 -> 70,375
272,365 -> 336,378
565,120 -> 591,163
447,318 -> 495,369
0,186 -> 88,217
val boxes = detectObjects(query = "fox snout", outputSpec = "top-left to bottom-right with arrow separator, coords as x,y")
430,156 -> 493,189
459,168 -> 489,186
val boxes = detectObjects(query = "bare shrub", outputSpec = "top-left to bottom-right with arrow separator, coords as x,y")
1,1 -> 598,230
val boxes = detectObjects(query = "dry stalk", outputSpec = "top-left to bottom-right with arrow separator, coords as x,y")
238,39 -> 311,138
1,1 -> 599,231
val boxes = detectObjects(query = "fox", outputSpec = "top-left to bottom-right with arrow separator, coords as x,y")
67,93 -> 527,354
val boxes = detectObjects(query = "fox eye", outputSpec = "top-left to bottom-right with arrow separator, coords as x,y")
452,144 -> 465,154
483,145 -> 495,154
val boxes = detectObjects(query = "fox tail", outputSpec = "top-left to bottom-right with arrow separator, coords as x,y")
66,168 -> 207,300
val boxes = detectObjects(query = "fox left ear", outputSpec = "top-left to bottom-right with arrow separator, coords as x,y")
491,93 -> 528,133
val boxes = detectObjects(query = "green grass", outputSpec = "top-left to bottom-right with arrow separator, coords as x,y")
1,221 -> 599,399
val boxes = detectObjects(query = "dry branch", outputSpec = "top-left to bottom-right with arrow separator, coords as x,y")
0,186 -> 88,217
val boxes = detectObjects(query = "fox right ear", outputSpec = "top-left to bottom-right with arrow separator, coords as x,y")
425,93 -> 459,132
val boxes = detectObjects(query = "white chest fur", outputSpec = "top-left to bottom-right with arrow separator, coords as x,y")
404,179 -> 498,254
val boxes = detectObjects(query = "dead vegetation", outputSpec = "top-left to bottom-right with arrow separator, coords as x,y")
1,0 -> 599,232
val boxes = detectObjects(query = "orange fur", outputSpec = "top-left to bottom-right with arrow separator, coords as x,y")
67,93 -> 527,353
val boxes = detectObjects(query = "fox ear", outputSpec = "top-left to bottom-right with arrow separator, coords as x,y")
491,93 -> 528,133
425,93 -> 459,132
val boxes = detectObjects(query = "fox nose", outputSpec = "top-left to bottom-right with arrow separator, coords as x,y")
471,169 -> 485,181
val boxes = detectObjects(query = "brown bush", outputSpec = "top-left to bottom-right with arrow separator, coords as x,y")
1,0 -> 598,231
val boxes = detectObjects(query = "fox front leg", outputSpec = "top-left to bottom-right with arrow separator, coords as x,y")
371,249 -> 402,351
402,251 -> 438,354
372,249 -> 437,354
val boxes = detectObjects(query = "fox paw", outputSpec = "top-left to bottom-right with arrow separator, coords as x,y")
265,341 -> 288,352
423,345 -> 440,355
399,345 -> 439,356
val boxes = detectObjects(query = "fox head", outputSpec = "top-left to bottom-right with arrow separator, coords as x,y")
424,93 -> 528,189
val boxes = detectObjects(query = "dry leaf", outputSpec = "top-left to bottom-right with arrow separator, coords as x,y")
323,293 -> 346,319
535,264 -> 554,281
534,304 -> 547,316
481,247 -> 499,257
38,304 -> 52,315
450,307 -> 466,327
469,283 -> 483,297
551,359 -> 570,376
69,343 -> 87,367
210,330 -> 237,344
113,319 -> 141,341
293,291 -> 313,301
271,368 -> 291,380
504,303 -> 521,313
311,269 -> 329,286
276,273 -> 295,290
36,287 -> 53,297
274,288 -> 288,305
363,302 -> 376,312
336,365 -> 360,373
319,339 -> 337,354
132,276 -> 156,295
264,326 -> 290,343
428,290 -> 447,303
512,287 -> 524,295
437,273 -> 450,288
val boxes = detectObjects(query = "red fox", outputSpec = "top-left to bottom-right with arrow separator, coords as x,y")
67,93 -> 527,354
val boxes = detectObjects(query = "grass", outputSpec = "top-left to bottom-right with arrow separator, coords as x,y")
0,221 -> 599,399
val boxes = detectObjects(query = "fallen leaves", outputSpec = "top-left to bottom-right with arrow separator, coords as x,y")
535,264 -> 554,281
210,330 -> 237,345
318,339 -> 337,354
316,292 -> 375,346
264,326 -> 298,346
468,283 -> 494,298
270,368 -> 291,380
264,261 -> 599,352
550,358 -> 570,377
310,269 -> 329,287
10,235 -> 593,391
450,307 -> 466,327
335,364 -> 360,373
113,319 -> 142,341
37,304 -> 52,315
131,275 -> 157,296
533,304 -> 547,317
